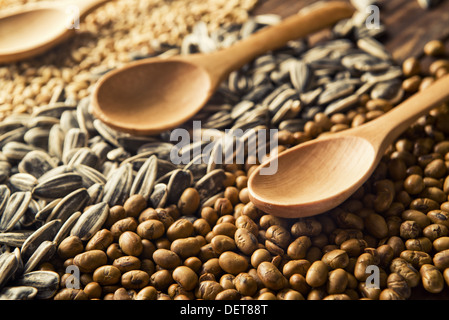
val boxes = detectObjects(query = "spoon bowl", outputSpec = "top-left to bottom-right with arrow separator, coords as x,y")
248,74 -> 449,218
91,1 -> 356,135
93,60 -> 212,134
0,0 -> 113,64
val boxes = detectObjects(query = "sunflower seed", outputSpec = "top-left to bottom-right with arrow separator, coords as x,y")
20,219 -> 62,262
62,128 -> 88,164
46,188 -> 90,223
148,183 -> 167,208
26,116 -> 60,129
2,142 -> 37,162
102,163 -> 133,206
166,169 -> 193,205
23,240 -> 56,274
66,147 -> 99,169
52,211 -> 81,246
324,94 -> 360,115
0,250 -> 19,290
11,270 -> 60,300
70,202 -> 109,241
0,230 -> 34,247
86,183 -> 104,205
19,199 -> 40,228
32,173 -> 83,200
36,165 -> 71,184
194,169 -> 227,201
73,164 -> 106,188
0,127 -> 27,149
34,199 -> 61,225
8,173 -> 38,193
31,103 -> 76,119
317,81 -> 355,105
48,124 -> 65,159
371,79 -> 404,104
357,37 -> 392,61
0,191 -> 32,233
23,127 -> 50,149
18,150 -> 57,179
129,155 -> 157,201
93,119 -> 121,148
0,286 -> 38,300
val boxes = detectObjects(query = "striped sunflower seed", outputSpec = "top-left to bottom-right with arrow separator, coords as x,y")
0,191 -> 32,233
46,188 -> 90,224
23,240 -> 56,274
11,270 -> 60,300
20,219 -> 62,263
0,250 -> 19,290
18,150 -> 57,179
32,173 -> 83,200
70,202 -> 109,241
0,286 -> 38,300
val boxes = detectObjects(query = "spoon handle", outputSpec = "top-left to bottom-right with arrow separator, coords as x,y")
354,73 -> 449,151
186,1 -> 355,87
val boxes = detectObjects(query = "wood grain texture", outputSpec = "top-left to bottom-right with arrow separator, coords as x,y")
252,0 -> 449,62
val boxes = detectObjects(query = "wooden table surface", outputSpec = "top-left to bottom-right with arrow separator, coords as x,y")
253,0 -> 449,300
252,0 -> 449,63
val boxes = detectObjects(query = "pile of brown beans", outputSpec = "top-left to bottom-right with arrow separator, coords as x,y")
41,40 -> 449,300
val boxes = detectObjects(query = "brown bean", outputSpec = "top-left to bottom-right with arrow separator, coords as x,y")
135,286 -> 157,300
287,236 -> 311,259
250,249 -> 271,268
113,256 -> 141,273
123,194 -> 147,218
121,270 -> 150,290
400,250 -> 432,269
164,218 -> 194,241
215,289 -> 241,300
105,205 -> 127,229
420,264 -> 444,294
365,212 -> 389,239
234,227 -> 259,255
379,288 -> 404,300
403,174 -> 425,195
354,253 -> 375,281
234,273 -> 258,296
282,260 -> 311,278
401,210 -> 431,229
433,249 -> 449,270
153,249 -> 181,269
118,231 -> 143,256
340,239 -> 367,257
390,258 -> 420,287
399,220 -> 421,239
265,225 -> 291,249
404,237 -> 433,253
85,229 -> 114,251
387,272 -> 411,299
110,217 -> 138,240
170,237 -> 201,259
136,219 -> 165,240
433,236 -> 449,252
54,288 -> 89,300
212,222 -> 237,238
83,282 -> 102,299
305,260 -> 328,288
172,266 -> 198,291
257,261 -> 287,291
235,215 -> 258,236
58,236 -> 84,259
178,188 -> 200,215
211,235 -> 236,254
218,251 -> 248,275
291,218 -> 322,237
322,249 -> 349,269
195,281 -> 223,300
427,210 -> 449,228
73,250 -> 108,273
93,265 -> 121,285
327,268 -> 348,294
423,223 -> 449,241
106,243 -> 125,261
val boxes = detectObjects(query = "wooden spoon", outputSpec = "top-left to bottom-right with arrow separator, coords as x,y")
248,74 -> 449,218
0,0 -> 113,64
90,1 -> 355,135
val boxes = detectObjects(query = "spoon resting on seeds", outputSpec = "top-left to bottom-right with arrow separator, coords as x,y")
247,73 -> 449,219
90,1 -> 355,135
0,0 -> 113,64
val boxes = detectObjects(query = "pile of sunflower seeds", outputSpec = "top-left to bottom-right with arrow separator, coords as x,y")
0,4 -> 403,299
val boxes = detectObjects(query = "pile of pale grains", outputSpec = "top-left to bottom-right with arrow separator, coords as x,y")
0,0 -> 258,120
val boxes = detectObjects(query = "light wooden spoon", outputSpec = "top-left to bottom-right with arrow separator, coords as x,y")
91,1 -> 355,135
248,74 -> 449,218
0,0 -> 113,64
